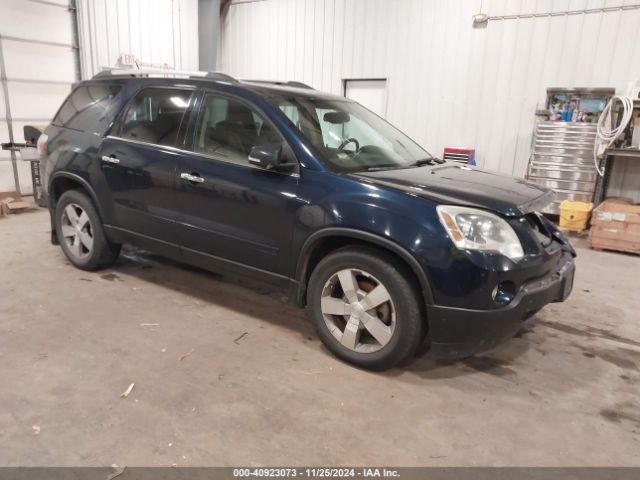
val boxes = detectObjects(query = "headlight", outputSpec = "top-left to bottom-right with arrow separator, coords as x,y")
436,205 -> 524,261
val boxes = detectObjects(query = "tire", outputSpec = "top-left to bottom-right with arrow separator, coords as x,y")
306,247 -> 424,371
55,189 -> 121,271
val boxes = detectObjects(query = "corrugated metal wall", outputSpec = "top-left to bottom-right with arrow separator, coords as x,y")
77,0 -> 199,78
218,0 -> 640,177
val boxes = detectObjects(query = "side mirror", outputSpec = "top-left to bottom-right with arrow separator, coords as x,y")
248,144 -> 295,172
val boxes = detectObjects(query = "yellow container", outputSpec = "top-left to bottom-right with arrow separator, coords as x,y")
559,200 -> 593,231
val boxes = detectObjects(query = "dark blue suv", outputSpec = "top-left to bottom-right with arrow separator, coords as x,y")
39,70 -> 576,370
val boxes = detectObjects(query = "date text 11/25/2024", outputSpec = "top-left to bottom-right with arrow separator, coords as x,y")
233,468 -> 400,478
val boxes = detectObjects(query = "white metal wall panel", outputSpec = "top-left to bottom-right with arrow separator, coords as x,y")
218,0 -> 640,176
77,0 -> 199,78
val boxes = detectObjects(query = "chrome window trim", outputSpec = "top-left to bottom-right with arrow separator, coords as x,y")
105,135 -> 186,154
103,135 -> 300,178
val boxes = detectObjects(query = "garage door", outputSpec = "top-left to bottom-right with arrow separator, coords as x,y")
0,0 -> 79,194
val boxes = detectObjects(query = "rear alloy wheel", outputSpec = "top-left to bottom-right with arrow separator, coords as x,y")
60,203 -> 94,260
307,247 -> 424,370
55,189 -> 121,271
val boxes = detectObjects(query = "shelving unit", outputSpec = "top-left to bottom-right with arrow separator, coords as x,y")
594,148 -> 640,205
593,99 -> 640,204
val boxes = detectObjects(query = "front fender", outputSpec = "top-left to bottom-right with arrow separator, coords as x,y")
292,171 -> 445,306
295,227 -> 435,307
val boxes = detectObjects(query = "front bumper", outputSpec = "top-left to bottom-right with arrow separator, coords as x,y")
426,252 -> 575,359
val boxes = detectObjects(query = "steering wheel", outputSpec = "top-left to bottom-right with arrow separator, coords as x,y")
337,137 -> 360,152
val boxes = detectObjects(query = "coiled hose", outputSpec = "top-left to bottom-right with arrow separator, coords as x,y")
594,95 -> 633,176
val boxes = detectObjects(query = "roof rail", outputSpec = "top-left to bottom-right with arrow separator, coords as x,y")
93,68 -> 237,83
244,80 -> 314,90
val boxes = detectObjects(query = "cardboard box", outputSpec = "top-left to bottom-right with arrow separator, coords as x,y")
6,201 -> 33,211
589,198 -> 640,254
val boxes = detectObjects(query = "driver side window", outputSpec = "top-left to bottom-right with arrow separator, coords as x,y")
194,93 -> 282,167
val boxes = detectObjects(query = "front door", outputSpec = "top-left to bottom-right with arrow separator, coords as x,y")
96,87 -> 194,253
175,91 -> 299,281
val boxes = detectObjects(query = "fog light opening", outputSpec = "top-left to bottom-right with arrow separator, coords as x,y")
493,281 -> 516,306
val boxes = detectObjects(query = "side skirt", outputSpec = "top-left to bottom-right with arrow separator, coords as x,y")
104,225 -> 299,302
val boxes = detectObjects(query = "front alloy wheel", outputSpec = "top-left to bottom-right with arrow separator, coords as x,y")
307,247 -> 424,370
320,268 -> 396,353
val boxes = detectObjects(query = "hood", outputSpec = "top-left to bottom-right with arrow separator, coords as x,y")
350,164 -> 553,216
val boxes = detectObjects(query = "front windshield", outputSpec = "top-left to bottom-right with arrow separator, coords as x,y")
268,95 -> 433,172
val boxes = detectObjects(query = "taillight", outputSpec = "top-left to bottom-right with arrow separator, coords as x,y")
37,133 -> 48,156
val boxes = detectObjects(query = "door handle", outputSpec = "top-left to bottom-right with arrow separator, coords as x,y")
180,172 -> 205,184
101,155 -> 120,164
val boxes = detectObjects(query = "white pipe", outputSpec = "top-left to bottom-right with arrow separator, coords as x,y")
594,95 -> 634,176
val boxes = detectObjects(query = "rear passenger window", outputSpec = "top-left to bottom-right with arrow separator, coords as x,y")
53,84 -> 121,130
118,89 -> 192,147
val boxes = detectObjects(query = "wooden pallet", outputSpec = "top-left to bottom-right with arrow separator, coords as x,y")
589,231 -> 640,255
590,244 -> 640,255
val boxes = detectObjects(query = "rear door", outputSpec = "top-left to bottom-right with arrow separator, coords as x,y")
174,90 -> 300,281
96,87 -> 194,254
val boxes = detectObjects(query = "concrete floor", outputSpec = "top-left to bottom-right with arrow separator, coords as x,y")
1,209 -> 639,466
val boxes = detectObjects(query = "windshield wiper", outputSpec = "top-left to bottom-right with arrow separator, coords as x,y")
413,157 -> 445,167
365,165 -> 401,171
413,158 -> 435,166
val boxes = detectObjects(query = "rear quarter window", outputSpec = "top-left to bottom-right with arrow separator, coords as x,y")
115,88 -> 192,147
52,84 -> 121,131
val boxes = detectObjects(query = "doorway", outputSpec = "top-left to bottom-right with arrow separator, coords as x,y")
343,79 -> 388,118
